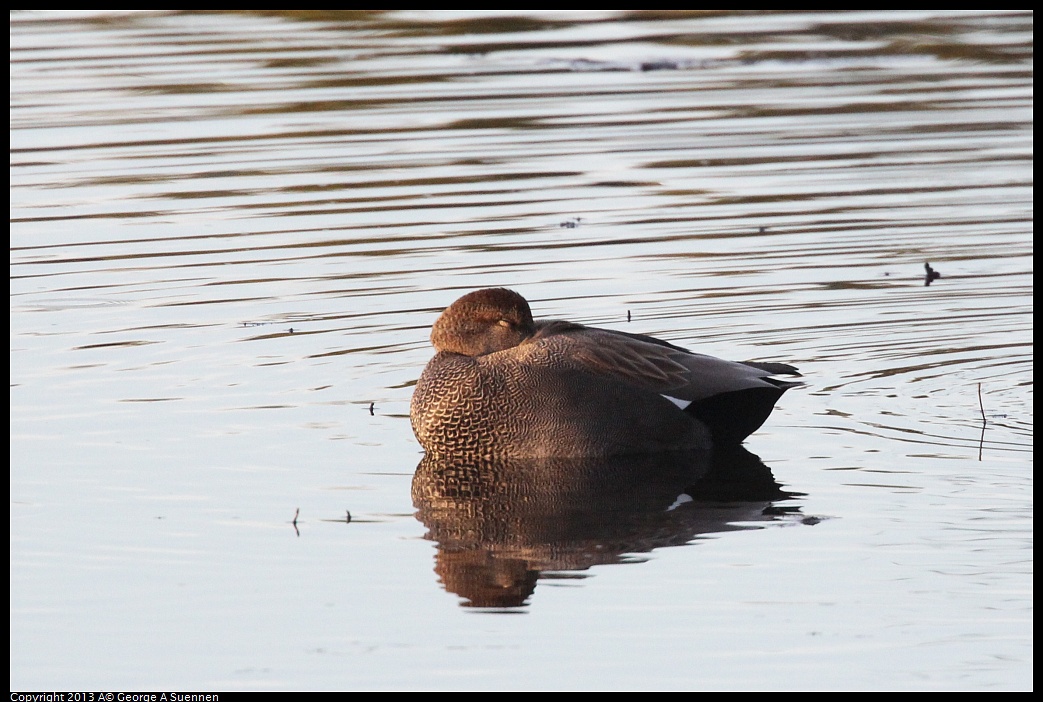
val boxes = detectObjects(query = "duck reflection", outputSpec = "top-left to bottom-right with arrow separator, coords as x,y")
412,446 -> 802,608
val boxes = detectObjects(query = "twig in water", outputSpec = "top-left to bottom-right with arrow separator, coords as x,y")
977,383 -> 987,462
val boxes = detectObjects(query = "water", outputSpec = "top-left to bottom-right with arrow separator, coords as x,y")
10,10 -> 1032,691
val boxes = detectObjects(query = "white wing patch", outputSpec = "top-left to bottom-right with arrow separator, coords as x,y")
663,395 -> 692,410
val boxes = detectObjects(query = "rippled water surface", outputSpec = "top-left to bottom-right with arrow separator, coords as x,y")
10,10 -> 1032,691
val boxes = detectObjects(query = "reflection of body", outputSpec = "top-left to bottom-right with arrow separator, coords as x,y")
411,288 -> 801,459
413,447 -> 800,608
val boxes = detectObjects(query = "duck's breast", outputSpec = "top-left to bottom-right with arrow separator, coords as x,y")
411,347 -> 710,458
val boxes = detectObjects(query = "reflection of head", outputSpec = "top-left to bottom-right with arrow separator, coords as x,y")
435,550 -> 538,608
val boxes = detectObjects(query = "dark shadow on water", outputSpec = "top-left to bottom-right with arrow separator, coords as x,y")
412,446 -> 805,609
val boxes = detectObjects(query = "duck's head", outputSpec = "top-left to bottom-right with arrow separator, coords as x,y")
430,288 -> 537,356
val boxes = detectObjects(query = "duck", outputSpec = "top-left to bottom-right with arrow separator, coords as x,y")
410,288 -> 801,459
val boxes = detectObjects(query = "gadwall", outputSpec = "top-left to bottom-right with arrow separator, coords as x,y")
410,288 -> 801,458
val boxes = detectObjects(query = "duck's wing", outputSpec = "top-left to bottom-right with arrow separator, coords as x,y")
526,323 -> 800,403
603,328 -> 802,379
736,360 -> 801,377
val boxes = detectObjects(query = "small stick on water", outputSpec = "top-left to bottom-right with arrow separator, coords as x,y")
977,383 -> 987,462
292,508 -> 299,526
345,510 -> 352,524
369,402 -> 375,415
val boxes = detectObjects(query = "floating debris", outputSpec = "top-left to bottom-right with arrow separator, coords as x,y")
924,262 -> 941,286
640,60 -> 683,72
557,57 -> 708,73
369,402 -> 375,416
